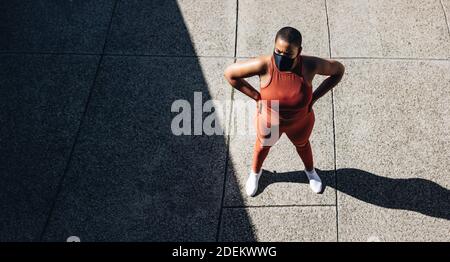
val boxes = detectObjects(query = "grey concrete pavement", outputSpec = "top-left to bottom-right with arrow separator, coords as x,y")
0,0 -> 449,242
327,0 -> 450,58
0,54 -> 100,241
219,206 -> 337,241
237,0 -> 329,58
334,59 -> 450,241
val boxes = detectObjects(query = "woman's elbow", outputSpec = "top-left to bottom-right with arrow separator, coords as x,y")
331,62 -> 345,81
224,66 -> 236,83
337,61 -> 345,76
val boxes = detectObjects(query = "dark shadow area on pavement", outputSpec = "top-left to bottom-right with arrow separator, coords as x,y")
0,0 -> 255,241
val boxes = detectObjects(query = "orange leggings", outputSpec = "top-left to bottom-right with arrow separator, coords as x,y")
252,108 -> 315,173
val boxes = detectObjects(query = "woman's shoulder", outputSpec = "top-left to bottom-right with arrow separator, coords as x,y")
260,54 -> 273,63
301,54 -> 320,78
257,54 -> 273,73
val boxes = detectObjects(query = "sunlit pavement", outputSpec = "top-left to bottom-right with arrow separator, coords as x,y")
1,0 -> 449,242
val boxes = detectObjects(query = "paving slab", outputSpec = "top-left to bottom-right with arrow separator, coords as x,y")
224,69 -> 335,207
442,0 -> 450,40
219,206 -> 337,241
443,0 -> 450,19
334,59 -> 450,241
3,0 -> 450,243
0,1 -> 114,53
236,0 -> 329,58
41,56 -> 237,241
327,0 -> 450,58
0,54 -> 100,241
106,0 -> 236,56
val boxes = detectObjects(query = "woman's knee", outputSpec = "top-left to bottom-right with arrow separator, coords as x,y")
255,140 -> 271,153
256,144 -> 271,153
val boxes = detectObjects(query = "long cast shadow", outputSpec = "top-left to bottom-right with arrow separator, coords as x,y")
0,0 -> 255,241
257,168 -> 450,220
41,0 -> 256,242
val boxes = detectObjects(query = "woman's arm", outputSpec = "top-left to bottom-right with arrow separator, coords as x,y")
309,57 -> 345,109
224,57 -> 268,101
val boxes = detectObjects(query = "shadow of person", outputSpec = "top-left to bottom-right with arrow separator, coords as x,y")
257,168 -> 450,220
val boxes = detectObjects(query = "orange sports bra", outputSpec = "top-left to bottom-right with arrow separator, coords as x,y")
259,54 -> 313,120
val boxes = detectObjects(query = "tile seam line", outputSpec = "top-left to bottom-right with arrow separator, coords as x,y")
237,56 -> 449,61
1,52 -> 448,61
215,0 -> 239,242
0,51 -> 236,59
38,0 -> 119,241
324,0 -> 339,243
439,0 -> 450,37
324,0 -> 332,58
223,204 -> 336,209
332,56 -> 449,61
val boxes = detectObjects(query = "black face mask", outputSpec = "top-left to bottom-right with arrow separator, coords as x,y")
273,52 -> 296,71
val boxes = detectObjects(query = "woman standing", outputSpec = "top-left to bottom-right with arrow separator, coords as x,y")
224,27 -> 345,197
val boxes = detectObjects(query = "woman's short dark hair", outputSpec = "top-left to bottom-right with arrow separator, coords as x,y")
275,26 -> 302,48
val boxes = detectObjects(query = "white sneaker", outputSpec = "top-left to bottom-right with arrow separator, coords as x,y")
245,169 -> 262,197
305,168 -> 322,193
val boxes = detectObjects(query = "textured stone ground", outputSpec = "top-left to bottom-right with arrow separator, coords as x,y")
1,0 -> 449,241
